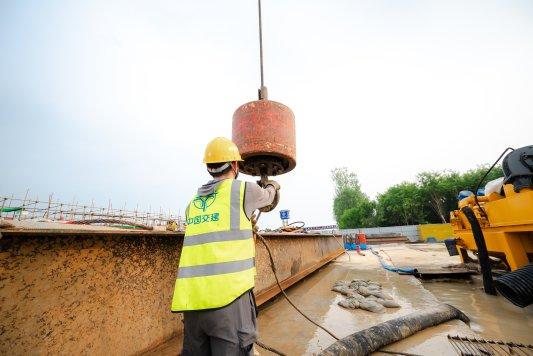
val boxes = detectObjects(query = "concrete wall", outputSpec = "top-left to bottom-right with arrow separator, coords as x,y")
341,225 -> 421,242
0,232 -> 183,355
254,234 -> 343,305
0,229 -> 342,355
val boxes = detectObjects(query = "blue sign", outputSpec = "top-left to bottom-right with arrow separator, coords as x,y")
279,210 -> 290,220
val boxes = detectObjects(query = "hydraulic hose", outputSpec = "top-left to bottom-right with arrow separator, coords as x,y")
461,206 -> 497,295
370,248 -> 416,274
319,304 -> 470,356
494,263 -> 533,308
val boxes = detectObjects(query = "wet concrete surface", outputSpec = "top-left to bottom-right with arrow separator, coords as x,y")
371,244 -> 533,345
257,243 -> 533,355
256,246 -> 472,355
147,243 -> 533,355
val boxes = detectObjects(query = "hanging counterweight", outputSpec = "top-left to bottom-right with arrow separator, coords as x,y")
231,0 -> 297,177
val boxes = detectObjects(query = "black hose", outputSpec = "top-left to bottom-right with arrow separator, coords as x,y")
473,147 -> 514,218
461,206 -> 497,295
319,304 -> 470,356
494,263 -> 533,308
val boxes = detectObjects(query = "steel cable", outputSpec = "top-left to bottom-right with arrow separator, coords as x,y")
254,211 -> 341,342
258,0 -> 264,88
255,340 -> 286,356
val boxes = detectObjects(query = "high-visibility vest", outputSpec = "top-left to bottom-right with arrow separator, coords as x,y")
171,179 -> 255,311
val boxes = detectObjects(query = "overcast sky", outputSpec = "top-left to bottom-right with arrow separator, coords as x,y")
1,0 -> 532,228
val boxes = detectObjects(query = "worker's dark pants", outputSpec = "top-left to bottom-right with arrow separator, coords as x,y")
181,290 -> 258,356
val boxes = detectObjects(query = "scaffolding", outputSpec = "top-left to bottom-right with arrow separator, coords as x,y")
0,194 -> 183,229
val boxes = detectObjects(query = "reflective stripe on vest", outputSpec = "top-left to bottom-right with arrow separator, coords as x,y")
182,229 -> 252,247
177,257 -> 255,278
171,179 -> 255,312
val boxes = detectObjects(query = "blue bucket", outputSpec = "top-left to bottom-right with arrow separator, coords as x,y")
344,242 -> 356,250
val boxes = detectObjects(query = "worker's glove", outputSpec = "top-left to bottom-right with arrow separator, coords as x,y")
257,179 -> 280,191
259,184 -> 280,213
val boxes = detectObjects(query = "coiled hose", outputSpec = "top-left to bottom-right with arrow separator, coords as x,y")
494,263 -> 533,308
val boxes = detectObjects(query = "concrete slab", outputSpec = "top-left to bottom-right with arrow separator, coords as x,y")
145,243 -> 533,355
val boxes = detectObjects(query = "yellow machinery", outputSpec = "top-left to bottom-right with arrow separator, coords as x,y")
449,145 -> 533,307
451,183 -> 533,271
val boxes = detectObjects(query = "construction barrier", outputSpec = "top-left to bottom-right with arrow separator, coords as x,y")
418,223 -> 454,242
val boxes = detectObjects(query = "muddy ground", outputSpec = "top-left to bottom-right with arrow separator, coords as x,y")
147,243 -> 533,355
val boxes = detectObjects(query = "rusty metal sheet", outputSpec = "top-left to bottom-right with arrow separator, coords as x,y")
0,229 -> 342,355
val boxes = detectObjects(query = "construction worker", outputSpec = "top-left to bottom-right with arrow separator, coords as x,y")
171,137 -> 280,355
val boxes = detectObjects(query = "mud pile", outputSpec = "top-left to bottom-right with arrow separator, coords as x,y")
332,279 -> 401,313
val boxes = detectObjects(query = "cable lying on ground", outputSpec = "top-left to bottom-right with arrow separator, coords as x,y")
254,230 -> 341,341
255,340 -> 287,356
252,211 -> 340,355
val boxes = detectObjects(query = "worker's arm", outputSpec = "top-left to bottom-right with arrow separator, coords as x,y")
244,181 -> 279,219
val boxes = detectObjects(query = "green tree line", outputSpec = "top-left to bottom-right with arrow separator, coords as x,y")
332,165 -> 504,229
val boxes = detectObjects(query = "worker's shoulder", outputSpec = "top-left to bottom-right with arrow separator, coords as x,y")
243,180 -> 272,200
233,179 -> 254,188
240,180 -> 258,190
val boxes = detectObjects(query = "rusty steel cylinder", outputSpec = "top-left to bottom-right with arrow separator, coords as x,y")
232,99 -> 296,177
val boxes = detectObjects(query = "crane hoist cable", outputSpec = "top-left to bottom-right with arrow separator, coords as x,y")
257,0 -> 268,100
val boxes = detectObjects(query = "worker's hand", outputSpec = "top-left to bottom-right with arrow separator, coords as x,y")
259,189 -> 280,213
257,179 -> 280,191
265,180 -> 280,191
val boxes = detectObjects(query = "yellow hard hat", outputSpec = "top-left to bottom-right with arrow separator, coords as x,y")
203,137 -> 243,164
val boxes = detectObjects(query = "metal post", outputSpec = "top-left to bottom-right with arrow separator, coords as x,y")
45,193 -> 53,219
0,197 -> 6,219
20,189 -> 30,220
32,196 -> 38,219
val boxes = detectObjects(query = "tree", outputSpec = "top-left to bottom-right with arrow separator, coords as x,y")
331,167 -> 363,196
338,199 -> 376,229
331,167 -> 370,224
333,188 -> 362,223
330,164 -> 505,228
417,171 -> 459,223
416,166 -> 504,224
375,182 -> 425,226
460,165 -> 504,193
